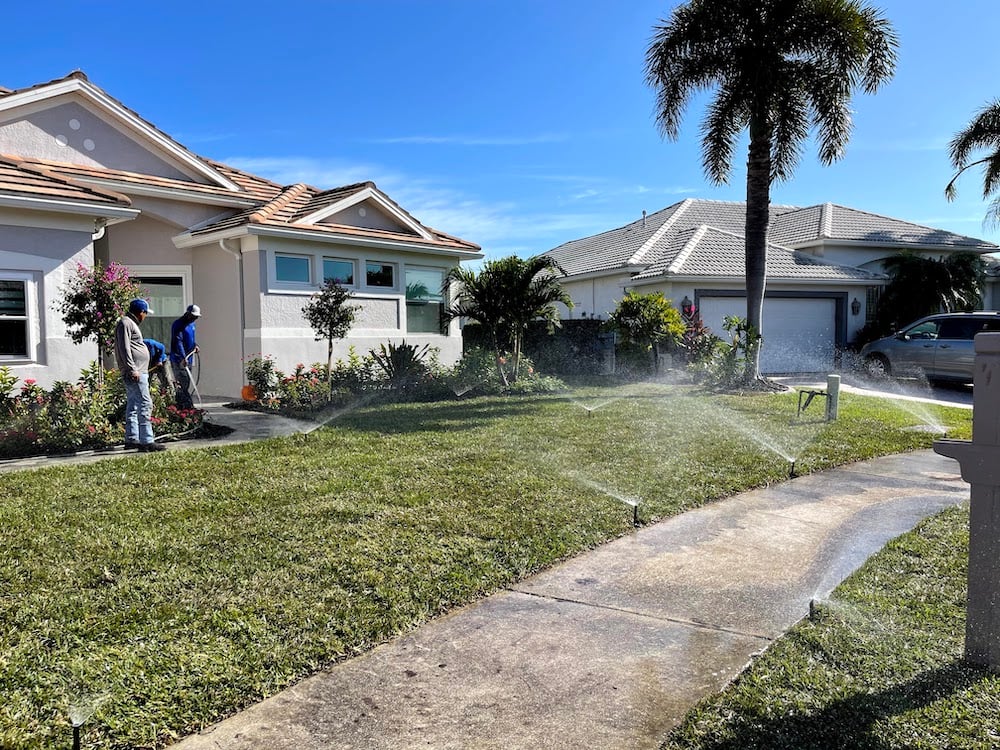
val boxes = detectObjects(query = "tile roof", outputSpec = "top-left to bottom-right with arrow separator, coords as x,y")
544,198 -> 997,283
0,72 -> 480,253
770,202 -> 996,249
633,226 -> 885,282
7,156 -> 281,203
0,155 -> 131,208
189,181 -> 480,252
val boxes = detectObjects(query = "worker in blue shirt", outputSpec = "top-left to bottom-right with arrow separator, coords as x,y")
169,304 -> 201,410
144,338 -> 173,395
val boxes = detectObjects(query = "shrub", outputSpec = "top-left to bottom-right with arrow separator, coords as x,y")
371,341 -> 432,390
243,354 -> 277,401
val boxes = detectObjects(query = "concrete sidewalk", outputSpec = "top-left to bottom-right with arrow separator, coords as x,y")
171,450 -> 968,750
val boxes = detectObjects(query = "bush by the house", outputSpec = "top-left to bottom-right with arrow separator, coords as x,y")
0,364 -> 204,459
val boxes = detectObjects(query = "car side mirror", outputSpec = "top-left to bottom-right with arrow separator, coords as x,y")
896,333 -> 909,341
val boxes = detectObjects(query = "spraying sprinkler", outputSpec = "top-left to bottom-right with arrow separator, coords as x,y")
789,460 -> 797,479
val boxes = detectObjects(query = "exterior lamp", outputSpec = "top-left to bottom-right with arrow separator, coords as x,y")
681,295 -> 694,318
851,297 -> 862,316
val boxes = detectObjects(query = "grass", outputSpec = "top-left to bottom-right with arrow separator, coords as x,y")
0,383 -> 974,749
661,505 -> 1000,749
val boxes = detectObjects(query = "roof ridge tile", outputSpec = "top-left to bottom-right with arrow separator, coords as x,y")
249,183 -> 311,224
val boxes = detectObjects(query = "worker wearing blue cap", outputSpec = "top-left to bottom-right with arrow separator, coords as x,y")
114,299 -> 166,452
170,303 -> 201,410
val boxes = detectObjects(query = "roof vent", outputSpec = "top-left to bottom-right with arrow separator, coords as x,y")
642,210 -> 647,228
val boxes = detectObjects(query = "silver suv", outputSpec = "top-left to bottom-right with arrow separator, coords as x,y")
860,312 -> 1000,382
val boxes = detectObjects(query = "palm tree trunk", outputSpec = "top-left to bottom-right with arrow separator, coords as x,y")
744,115 -> 773,383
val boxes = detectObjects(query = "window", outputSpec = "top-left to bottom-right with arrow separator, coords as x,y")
903,320 -> 939,340
323,258 -> 355,286
406,267 -> 445,334
366,261 -> 395,288
275,254 -> 311,284
133,275 -> 184,347
0,279 -> 28,357
938,317 -> 1000,340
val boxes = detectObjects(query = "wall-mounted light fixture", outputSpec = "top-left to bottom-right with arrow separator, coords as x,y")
681,295 -> 694,318
851,297 -> 862,316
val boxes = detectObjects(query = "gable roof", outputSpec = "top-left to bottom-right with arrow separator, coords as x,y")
544,199 -> 998,282
179,181 -> 481,254
0,72 -> 480,256
0,71 -> 240,191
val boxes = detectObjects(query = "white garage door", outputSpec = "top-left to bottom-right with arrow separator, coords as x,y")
698,296 -> 837,374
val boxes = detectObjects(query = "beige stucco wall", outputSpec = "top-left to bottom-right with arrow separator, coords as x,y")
559,273 -> 635,320
0,211 -> 99,386
0,100 -> 200,181
322,200 -> 415,234
107,214 -> 194,268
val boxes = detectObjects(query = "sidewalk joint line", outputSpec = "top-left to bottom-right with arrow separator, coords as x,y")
508,587 -> 774,642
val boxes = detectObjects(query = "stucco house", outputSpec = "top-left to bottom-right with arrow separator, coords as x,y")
0,71 -> 481,396
541,198 -> 999,374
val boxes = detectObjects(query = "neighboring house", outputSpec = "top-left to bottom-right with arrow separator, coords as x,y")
0,71 -> 482,396
541,198 -> 999,374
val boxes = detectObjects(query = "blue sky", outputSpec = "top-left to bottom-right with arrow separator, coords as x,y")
5,1 -> 1000,259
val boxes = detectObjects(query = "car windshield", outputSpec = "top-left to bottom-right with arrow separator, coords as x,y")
903,321 -> 939,339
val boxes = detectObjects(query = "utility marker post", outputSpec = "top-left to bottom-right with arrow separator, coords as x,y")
934,332 -> 1000,672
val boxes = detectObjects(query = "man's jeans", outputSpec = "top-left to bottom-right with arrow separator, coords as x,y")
172,361 -> 194,410
124,372 -> 154,445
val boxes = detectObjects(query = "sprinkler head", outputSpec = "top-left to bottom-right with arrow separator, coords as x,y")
789,460 -> 797,479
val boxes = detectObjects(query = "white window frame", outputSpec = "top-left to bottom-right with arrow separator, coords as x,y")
272,252 -> 314,288
322,256 -> 358,288
131,265 -> 194,309
404,264 -> 447,336
365,260 -> 397,291
0,272 -> 35,361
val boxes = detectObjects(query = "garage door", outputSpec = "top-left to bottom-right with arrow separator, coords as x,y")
698,296 -> 837,374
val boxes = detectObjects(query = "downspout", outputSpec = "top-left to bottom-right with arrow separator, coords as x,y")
219,239 -> 246,384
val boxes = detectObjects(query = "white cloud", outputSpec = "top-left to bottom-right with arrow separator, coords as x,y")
363,133 -> 568,146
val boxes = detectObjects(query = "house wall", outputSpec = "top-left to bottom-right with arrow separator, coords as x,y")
0,209 -> 99,386
191,241 -> 244,398
107,214 -> 194,268
800,242 -> 972,271
560,273 -> 635,320
322,200 -> 414,234
0,100 -> 199,181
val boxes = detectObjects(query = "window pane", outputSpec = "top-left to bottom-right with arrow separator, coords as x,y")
366,262 -> 395,288
323,258 -> 355,285
134,276 -> 184,345
276,255 -> 311,283
406,268 -> 444,334
0,319 -> 27,356
0,280 -> 26,316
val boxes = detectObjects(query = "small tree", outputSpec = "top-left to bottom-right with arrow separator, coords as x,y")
302,280 -> 360,388
56,261 -> 143,384
607,291 -> 685,373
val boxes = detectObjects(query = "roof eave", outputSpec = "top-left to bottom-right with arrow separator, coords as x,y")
787,237 -> 999,254
0,193 -> 138,220
175,224 -> 484,258
68,175 -> 259,208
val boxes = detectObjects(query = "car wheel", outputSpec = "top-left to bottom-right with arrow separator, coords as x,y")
865,354 -> 891,378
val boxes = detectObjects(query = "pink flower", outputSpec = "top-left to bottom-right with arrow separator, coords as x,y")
23,379 -> 35,385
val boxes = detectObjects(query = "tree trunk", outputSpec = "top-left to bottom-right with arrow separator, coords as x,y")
327,338 -> 334,391
744,114 -> 773,383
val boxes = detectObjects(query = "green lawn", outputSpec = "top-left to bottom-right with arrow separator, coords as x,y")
0,384 -> 973,749
661,505 -> 1000,749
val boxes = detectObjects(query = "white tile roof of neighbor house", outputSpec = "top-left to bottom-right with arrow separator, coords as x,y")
543,199 -> 999,283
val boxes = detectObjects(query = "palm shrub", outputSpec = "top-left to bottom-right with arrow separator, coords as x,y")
371,341 -> 432,390
443,255 -> 573,384
607,291 -> 685,374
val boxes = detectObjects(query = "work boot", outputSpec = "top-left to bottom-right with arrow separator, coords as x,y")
139,442 -> 166,452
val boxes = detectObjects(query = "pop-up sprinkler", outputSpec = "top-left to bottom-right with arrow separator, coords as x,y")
789,460 -> 797,479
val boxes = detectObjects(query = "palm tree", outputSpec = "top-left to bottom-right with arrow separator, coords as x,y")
946,99 -> 1000,226
874,251 -> 985,334
443,255 -> 573,384
645,0 -> 897,383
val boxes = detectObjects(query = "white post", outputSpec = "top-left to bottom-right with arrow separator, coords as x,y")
934,332 -> 1000,672
826,374 -> 840,422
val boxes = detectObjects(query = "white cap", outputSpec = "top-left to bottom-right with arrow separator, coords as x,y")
187,304 -> 201,317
